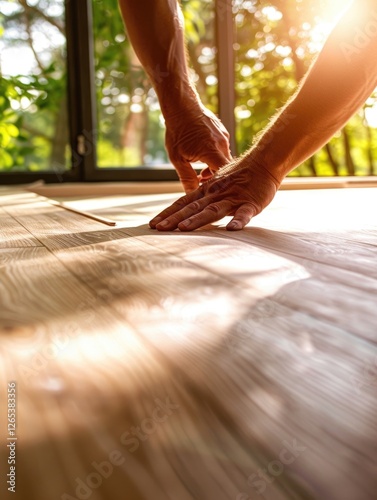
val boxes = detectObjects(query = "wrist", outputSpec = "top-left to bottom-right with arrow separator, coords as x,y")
243,147 -> 284,187
157,79 -> 202,121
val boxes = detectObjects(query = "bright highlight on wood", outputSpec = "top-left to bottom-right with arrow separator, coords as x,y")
48,200 -> 117,226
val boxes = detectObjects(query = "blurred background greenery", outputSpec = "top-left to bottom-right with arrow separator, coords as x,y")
1,0 -> 377,176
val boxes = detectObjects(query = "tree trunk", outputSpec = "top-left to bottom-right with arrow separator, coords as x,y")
119,49 -> 150,165
139,106 -> 149,162
308,154 -> 317,176
363,108 -> 375,175
278,6 -> 307,82
121,106 -> 149,164
342,127 -> 355,176
50,95 -> 68,176
325,143 -> 339,176
187,43 -> 208,101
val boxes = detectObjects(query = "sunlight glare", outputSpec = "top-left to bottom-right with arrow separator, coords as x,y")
308,0 -> 352,50
365,100 -> 377,128
262,6 -> 283,23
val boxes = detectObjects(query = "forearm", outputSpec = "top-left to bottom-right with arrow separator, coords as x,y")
245,0 -> 377,182
118,0 -> 199,118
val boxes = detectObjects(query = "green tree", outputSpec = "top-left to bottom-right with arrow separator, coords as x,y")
1,0 -> 376,176
0,0 -> 68,173
233,0 -> 377,175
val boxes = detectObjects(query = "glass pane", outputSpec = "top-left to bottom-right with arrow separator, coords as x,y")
0,0 -> 70,175
234,0 -> 377,176
92,0 -> 217,168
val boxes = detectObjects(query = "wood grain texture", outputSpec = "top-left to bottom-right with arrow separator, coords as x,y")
0,188 -> 376,500
0,206 -> 42,248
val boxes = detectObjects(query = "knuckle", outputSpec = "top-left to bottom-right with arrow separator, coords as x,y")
245,200 -> 260,214
189,201 -> 202,211
206,204 -> 222,215
172,197 -> 188,209
221,130 -> 230,141
207,177 -> 230,194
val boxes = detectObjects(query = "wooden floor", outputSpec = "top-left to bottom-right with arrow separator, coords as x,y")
0,185 -> 376,500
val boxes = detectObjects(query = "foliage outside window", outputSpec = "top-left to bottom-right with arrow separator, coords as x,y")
1,0 -> 377,176
93,0 -> 217,168
0,0 -> 69,174
234,0 -> 377,176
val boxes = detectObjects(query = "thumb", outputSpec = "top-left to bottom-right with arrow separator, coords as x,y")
171,157 -> 200,193
201,150 -> 233,174
198,166 -> 213,182
198,150 -> 233,182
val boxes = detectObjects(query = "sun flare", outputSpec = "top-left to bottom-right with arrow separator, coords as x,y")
308,0 -> 352,49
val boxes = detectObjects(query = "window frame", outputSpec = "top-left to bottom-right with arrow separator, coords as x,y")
81,0 -> 236,182
1,0 -> 236,184
0,0 -> 81,184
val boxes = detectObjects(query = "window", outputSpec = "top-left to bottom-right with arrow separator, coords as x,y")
233,0 -> 377,176
92,0 -> 218,170
0,0 -> 73,181
1,0 -> 376,183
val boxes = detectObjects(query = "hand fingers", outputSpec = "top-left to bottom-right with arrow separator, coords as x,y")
197,166 -> 213,182
226,204 -> 257,231
177,201 -> 234,232
154,197 -> 211,231
170,157 -> 200,193
197,150 -> 232,184
149,189 -> 204,228
200,150 -> 232,175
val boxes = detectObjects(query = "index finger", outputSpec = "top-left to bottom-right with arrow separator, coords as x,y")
170,157 -> 200,193
149,189 -> 204,229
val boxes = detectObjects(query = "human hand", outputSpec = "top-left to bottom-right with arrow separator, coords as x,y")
149,160 -> 281,231
164,104 -> 232,193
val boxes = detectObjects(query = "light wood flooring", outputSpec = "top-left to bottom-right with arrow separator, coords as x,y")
0,185 -> 376,500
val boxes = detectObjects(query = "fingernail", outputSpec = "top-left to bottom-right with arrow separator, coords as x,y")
179,219 -> 192,229
157,220 -> 170,228
150,217 -> 162,226
228,221 -> 240,230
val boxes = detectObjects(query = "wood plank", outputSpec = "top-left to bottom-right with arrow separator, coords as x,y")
0,197 -> 128,250
46,240 -> 377,500
0,206 -> 42,248
254,188 -> 377,246
0,187 -> 376,500
107,227 -> 377,342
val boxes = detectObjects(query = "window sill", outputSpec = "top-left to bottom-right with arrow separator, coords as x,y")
22,176 -> 377,198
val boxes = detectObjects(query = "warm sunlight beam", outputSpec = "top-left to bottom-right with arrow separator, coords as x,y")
307,0 -> 352,51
